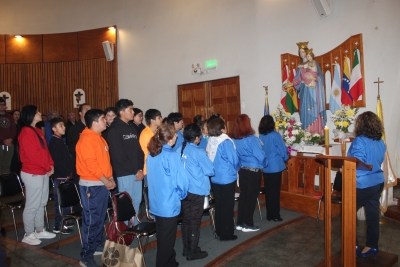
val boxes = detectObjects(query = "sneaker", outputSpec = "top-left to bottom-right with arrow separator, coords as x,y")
22,233 -> 42,245
34,230 -> 57,239
53,226 -> 73,235
64,220 -> 75,228
241,224 -> 260,232
235,224 -> 244,231
79,258 -> 98,267
94,244 -> 104,255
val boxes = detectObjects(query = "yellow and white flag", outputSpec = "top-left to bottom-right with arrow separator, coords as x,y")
377,97 -> 397,212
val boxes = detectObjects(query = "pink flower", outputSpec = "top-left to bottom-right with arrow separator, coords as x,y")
290,120 -> 295,125
288,127 -> 293,132
289,133 -> 293,137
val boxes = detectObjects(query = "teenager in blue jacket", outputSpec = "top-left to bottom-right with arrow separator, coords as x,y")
347,111 -> 385,259
233,114 -> 267,232
206,118 -> 240,241
147,124 -> 189,267
259,115 -> 289,222
179,123 -> 214,261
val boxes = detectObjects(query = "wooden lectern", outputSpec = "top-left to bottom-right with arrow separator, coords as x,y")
315,155 -> 372,267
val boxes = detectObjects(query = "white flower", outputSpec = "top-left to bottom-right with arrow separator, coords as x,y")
292,130 -> 298,135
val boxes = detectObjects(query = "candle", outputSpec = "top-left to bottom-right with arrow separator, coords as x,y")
324,126 -> 329,146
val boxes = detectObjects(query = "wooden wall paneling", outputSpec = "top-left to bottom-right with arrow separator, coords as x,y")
0,35 -> 5,63
43,32 -> 79,62
78,27 -> 117,60
178,82 -> 207,125
5,35 -> 43,63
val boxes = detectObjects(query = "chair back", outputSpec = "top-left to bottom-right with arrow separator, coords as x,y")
57,181 -> 82,211
113,192 -> 136,223
0,173 -> 23,197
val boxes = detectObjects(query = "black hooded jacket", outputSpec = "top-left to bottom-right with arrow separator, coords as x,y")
106,117 -> 144,177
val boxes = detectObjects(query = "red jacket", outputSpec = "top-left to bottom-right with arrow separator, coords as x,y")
18,126 -> 54,175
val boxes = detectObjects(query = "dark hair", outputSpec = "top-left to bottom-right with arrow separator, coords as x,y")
181,123 -> 201,156
115,99 -> 134,117
0,97 -> 5,104
104,107 -> 116,115
145,109 -> 162,125
258,115 -> 275,135
133,108 -> 143,116
354,111 -> 383,140
85,109 -> 104,129
148,124 -> 176,157
12,109 -> 20,116
20,105 -> 45,149
233,114 -> 254,139
78,103 -> 89,113
50,117 -> 64,129
193,115 -> 203,125
47,110 -> 59,121
208,118 -> 225,137
167,112 -> 183,125
198,120 -> 207,131
208,113 -> 222,121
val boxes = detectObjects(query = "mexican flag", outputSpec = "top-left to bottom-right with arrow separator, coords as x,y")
349,48 -> 363,101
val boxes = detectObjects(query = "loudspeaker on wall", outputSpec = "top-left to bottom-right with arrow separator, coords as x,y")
102,41 -> 114,61
310,0 -> 331,18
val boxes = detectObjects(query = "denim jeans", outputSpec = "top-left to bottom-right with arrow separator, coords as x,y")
117,174 -> 142,225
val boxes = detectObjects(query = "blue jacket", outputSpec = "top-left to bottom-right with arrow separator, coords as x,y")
210,140 -> 240,185
147,144 -> 189,217
180,143 -> 214,196
259,131 -> 288,173
233,135 -> 267,168
347,135 -> 385,189
198,135 -> 208,151
172,131 -> 184,152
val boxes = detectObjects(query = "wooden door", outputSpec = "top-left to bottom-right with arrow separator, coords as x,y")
178,76 -> 241,136
178,82 -> 208,125
210,77 -> 240,136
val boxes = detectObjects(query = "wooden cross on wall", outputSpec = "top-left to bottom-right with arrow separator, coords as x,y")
75,91 -> 83,103
374,77 -> 384,100
2,94 -> 9,101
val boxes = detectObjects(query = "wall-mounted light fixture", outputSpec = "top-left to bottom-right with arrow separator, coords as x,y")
108,26 -> 116,31
102,41 -> 114,61
14,35 -> 22,38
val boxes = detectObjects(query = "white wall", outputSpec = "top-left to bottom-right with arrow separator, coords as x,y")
1,0 -> 399,175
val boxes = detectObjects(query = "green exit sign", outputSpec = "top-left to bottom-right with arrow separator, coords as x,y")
205,59 -> 217,69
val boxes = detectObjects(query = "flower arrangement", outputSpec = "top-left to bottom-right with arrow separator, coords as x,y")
283,120 -> 304,146
304,132 -> 322,145
330,105 -> 359,133
271,105 -> 292,131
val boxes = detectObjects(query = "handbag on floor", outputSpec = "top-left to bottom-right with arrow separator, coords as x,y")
102,238 -> 143,267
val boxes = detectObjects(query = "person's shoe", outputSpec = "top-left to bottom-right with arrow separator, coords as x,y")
34,230 -> 56,239
64,220 -> 75,228
235,224 -> 244,231
267,218 -> 283,222
53,226 -> 73,235
94,244 -> 104,255
241,224 -> 260,232
219,235 -> 238,241
21,233 -> 42,245
360,248 -> 378,259
79,258 -> 98,267
186,247 -> 208,261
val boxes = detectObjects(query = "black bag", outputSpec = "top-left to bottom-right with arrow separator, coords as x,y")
333,171 -> 342,192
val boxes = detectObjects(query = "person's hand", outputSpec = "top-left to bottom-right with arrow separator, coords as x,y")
136,170 -> 144,181
105,179 -> 116,190
3,138 -> 12,146
47,166 -> 54,176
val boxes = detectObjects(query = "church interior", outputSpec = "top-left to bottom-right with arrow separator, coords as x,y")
1,0 -> 400,266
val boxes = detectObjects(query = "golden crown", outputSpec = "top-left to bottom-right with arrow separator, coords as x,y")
296,42 -> 309,49
306,48 -> 313,55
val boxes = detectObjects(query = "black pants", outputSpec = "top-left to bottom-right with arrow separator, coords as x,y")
264,171 -> 282,220
0,228 -> 6,267
356,183 -> 384,249
155,215 -> 178,267
211,181 -> 235,240
181,192 -> 204,251
237,169 -> 262,226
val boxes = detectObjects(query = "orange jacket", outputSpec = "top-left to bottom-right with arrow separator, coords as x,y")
76,128 -> 112,182
139,126 -> 154,175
